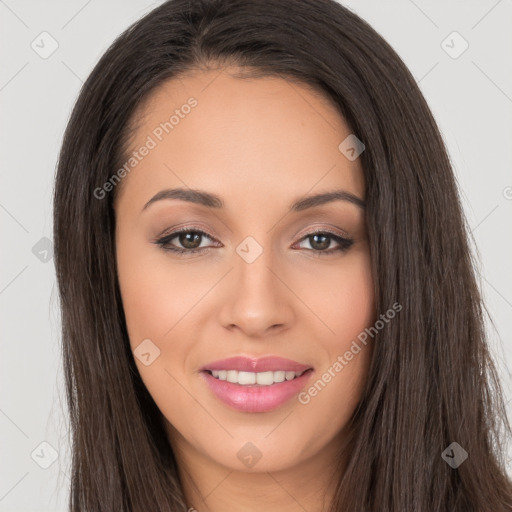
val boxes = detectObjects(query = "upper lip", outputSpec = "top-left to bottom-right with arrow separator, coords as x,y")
200,356 -> 313,373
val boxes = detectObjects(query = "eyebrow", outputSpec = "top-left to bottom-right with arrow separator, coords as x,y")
141,187 -> 366,213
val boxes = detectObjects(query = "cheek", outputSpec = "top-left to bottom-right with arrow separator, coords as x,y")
331,258 -> 375,344
116,241 -> 200,413
116,234 -> 204,348
301,248 -> 375,347
297,250 -> 375,410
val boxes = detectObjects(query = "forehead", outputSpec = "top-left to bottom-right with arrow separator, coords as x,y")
115,68 -> 365,212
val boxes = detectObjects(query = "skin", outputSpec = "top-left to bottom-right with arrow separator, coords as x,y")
114,66 -> 375,512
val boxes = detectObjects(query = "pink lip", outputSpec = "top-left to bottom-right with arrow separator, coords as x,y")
199,356 -> 314,413
200,356 -> 312,373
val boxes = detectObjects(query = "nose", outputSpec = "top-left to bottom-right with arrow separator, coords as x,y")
217,247 -> 295,338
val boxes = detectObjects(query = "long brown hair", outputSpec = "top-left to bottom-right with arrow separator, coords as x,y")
52,0 -> 512,510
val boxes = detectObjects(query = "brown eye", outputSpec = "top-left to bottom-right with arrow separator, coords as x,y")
295,230 -> 354,255
178,231 -> 203,249
308,233 -> 331,251
154,228 -> 218,255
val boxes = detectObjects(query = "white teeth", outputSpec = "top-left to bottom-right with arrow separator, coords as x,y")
256,371 -> 274,385
273,370 -> 285,383
226,370 -> 238,383
209,369 -> 306,385
238,371 -> 256,385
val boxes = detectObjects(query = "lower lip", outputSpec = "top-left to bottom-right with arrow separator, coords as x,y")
200,369 -> 314,413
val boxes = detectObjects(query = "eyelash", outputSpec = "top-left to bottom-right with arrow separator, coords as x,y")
153,226 -> 354,257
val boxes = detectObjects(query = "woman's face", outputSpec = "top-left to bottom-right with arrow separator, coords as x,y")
115,67 -> 375,476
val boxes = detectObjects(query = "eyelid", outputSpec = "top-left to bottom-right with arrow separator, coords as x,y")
294,224 -> 352,241
154,223 -> 218,242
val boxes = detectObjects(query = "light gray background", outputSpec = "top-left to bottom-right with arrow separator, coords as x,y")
1,0 -> 511,510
